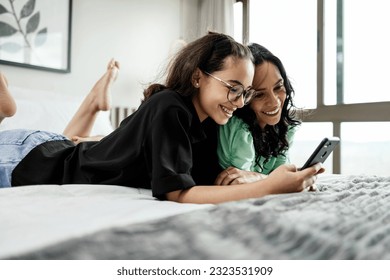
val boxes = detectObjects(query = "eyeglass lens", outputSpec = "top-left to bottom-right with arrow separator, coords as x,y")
228,86 -> 254,104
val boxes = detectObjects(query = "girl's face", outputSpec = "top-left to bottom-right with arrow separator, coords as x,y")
250,62 -> 287,128
193,57 -> 254,125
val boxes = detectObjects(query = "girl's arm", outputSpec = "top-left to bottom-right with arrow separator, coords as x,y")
166,163 -> 323,204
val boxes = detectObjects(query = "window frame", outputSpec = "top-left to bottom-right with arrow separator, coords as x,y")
239,0 -> 390,174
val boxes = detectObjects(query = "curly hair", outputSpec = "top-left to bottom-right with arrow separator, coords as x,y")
234,43 -> 301,171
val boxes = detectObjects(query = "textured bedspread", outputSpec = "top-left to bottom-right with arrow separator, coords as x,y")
9,175 -> 390,260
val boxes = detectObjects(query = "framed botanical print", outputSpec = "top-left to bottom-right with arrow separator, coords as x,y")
0,0 -> 72,73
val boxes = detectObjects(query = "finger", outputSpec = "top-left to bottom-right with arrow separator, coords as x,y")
223,167 -> 245,185
316,166 -> 326,174
300,163 -> 322,176
306,175 -> 317,188
312,163 -> 323,173
284,164 -> 298,172
214,173 -> 225,185
221,172 -> 240,185
221,167 -> 237,184
304,185 -> 316,192
225,166 -> 237,175
214,168 -> 232,185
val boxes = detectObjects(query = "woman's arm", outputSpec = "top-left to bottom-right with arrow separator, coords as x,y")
167,163 -> 323,204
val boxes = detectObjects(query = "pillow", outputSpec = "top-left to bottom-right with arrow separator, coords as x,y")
0,86 -> 114,136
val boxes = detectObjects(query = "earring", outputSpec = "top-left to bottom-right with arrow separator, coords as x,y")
195,82 -> 199,88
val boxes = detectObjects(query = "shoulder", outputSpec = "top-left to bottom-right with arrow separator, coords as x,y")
142,90 -> 193,119
287,125 -> 297,140
219,116 -> 251,143
217,116 -> 256,171
146,90 -> 186,107
219,116 -> 253,146
221,115 -> 249,132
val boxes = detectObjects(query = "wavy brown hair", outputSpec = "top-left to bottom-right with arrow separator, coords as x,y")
143,32 -> 253,100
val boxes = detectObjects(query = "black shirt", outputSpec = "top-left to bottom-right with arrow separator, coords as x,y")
12,90 -> 222,198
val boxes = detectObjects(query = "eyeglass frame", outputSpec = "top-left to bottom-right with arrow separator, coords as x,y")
203,71 -> 257,105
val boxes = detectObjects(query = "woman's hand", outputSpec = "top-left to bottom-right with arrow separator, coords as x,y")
265,163 -> 324,194
215,167 -> 267,185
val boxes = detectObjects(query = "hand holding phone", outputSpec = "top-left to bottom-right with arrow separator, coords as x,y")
301,137 -> 340,169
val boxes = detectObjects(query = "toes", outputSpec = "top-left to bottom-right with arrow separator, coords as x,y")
107,59 -> 120,70
107,58 -> 115,69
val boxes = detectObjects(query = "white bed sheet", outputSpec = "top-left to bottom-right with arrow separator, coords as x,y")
0,184 -> 214,259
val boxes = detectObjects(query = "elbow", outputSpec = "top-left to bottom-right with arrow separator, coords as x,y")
166,189 -> 188,203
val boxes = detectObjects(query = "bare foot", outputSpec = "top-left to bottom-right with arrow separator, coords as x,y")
89,58 -> 120,112
0,72 -> 17,123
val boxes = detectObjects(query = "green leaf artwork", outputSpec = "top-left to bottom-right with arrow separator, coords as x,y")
20,0 -> 36,19
26,12 -> 39,34
0,0 -> 47,53
34,27 -> 47,47
0,21 -> 18,36
0,42 -> 23,53
0,4 -> 9,15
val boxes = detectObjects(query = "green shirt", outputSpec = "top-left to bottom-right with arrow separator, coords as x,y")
217,116 -> 296,174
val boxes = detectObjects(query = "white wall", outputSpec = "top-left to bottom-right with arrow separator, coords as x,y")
1,0 -> 181,108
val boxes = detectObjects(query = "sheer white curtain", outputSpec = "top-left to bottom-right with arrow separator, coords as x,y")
181,0 -> 235,43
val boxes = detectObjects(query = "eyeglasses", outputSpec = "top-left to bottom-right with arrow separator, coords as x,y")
203,71 -> 256,105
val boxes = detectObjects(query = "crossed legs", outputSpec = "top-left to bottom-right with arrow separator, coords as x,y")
0,59 -> 120,142
62,59 -> 120,140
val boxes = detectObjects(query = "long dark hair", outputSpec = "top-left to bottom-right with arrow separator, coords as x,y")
235,43 -> 301,170
143,32 -> 253,100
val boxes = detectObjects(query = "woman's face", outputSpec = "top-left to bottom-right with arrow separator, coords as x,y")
193,56 -> 254,125
250,62 -> 287,128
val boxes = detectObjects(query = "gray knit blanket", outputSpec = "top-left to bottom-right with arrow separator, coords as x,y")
11,175 -> 390,259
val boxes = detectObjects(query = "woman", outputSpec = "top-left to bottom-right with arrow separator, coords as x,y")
216,43 -> 303,185
0,33 -> 321,203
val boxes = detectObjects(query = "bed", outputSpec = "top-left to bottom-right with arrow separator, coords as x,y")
1,87 -> 390,260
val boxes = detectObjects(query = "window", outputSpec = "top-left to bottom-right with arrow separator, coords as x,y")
236,0 -> 390,175
233,1 -> 243,43
248,0 -> 317,109
324,0 -> 337,105
341,122 -> 390,176
325,0 -> 390,105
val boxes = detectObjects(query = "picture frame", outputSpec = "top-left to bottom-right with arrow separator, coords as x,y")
0,0 -> 72,73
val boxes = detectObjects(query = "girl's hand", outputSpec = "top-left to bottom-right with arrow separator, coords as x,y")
265,163 -> 324,194
215,167 -> 267,185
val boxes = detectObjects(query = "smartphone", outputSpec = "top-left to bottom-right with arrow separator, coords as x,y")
301,137 -> 340,169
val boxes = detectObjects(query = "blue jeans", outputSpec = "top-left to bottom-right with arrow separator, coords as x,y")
0,129 -> 68,188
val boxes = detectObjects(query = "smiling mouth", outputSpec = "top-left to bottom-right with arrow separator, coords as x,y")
220,105 -> 234,117
263,107 -> 280,115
